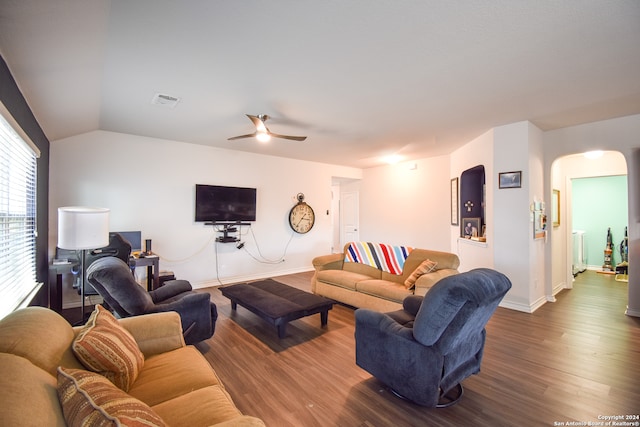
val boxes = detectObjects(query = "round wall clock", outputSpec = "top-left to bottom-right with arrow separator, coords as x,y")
289,193 -> 315,234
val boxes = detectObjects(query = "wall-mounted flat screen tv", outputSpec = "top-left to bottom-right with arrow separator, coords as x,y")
195,184 -> 257,222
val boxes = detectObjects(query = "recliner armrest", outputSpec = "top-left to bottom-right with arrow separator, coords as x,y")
402,295 -> 424,316
118,311 -> 185,358
355,309 -> 415,341
148,279 -> 192,303
153,292 -> 214,344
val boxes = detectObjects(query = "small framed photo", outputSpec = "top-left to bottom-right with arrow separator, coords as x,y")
462,217 -> 481,239
499,171 -> 522,189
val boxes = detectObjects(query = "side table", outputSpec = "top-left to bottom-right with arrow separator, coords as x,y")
132,255 -> 160,291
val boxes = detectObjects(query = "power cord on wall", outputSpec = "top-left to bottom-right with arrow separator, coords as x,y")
237,226 -> 294,264
209,225 -> 296,285
153,234 -> 218,264
150,224 -> 296,286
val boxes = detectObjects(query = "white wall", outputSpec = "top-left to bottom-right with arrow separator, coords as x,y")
550,159 -> 568,295
527,122 -> 546,308
492,122 -> 541,311
357,156 -> 451,249
49,130 -> 361,305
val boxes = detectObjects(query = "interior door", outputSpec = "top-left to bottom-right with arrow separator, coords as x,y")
340,190 -> 359,247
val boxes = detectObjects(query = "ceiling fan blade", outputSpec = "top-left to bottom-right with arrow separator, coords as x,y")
269,132 -> 307,142
247,114 -> 267,133
227,133 -> 257,141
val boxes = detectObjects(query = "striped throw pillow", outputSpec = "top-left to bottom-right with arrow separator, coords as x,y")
404,259 -> 438,290
72,305 -> 144,392
57,367 -> 166,427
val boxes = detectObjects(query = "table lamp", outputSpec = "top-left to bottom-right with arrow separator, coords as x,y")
57,206 -> 110,322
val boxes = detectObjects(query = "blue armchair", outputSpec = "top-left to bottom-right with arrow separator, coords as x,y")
87,257 -> 217,345
354,268 -> 511,407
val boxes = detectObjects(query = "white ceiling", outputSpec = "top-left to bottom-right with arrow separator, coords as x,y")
1,1 -> 639,168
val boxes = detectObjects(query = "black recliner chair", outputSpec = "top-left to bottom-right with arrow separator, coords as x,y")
355,268 -> 511,407
83,232 -> 134,296
87,256 -> 218,345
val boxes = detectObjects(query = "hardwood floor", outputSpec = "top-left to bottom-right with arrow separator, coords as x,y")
196,270 -> 640,427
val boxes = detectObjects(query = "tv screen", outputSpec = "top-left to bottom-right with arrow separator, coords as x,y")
111,231 -> 142,252
195,184 -> 257,222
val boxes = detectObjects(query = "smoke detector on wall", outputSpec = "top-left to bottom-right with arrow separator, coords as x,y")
151,93 -> 181,108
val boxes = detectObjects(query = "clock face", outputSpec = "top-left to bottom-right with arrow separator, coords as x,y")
289,202 -> 315,234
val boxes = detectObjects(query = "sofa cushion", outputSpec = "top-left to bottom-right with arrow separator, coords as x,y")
128,346 -> 222,407
356,280 -> 412,303
152,385 -> 244,426
72,305 -> 144,392
342,261 -> 383,279
0,306 -> 77,376
57,367 -> 166,427
316,269 -> 373,290
0,353 -> 67,427
404,259 -> 438,289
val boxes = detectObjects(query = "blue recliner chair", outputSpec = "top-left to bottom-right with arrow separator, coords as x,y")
87,257 -> 217,345
354,268 -> 511,407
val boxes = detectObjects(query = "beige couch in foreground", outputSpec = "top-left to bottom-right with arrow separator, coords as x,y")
312,243 -> 460,312
0,306 -> 264,427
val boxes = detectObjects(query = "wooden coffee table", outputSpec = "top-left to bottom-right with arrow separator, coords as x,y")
220,279 -> 334,338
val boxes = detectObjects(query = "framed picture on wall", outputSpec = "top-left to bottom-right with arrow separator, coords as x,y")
499,171 -> 522,189
451,178 -> 459,225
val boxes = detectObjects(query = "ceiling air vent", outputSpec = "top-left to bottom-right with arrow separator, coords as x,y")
151,93 -> 181,108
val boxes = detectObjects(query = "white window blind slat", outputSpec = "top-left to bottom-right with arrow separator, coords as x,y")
0,109 -> 38,319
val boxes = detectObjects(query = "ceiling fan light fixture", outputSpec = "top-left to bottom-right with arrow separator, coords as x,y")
256,131 -> 271,143
227,114 -> 307,142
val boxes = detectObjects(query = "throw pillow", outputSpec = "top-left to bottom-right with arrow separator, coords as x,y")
72,305 -> 144,392
404,259 -> 438,290
57,367 -> 166,427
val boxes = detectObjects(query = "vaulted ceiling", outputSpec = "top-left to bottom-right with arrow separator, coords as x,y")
1,1 -> 639,168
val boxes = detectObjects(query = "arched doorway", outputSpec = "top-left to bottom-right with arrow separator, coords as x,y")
549,150 -> 628,299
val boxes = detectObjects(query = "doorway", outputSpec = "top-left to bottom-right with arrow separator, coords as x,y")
331,177 -> 360,253
550,151 -> 628,297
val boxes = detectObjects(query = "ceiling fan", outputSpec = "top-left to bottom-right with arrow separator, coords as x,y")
227,114 -> 307,142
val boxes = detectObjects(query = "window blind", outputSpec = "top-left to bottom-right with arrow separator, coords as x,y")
0,111 -> 38,319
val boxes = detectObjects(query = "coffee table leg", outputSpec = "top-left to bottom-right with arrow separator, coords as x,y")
320,310 -> 328,327
231,301 -> 237,311
277,323 -> 287,339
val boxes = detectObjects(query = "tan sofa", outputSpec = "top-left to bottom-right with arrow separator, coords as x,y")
0,306 -> 265,427
312,243 -> 460,312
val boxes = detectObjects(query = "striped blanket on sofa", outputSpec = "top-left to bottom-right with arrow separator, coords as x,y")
344,242 -> 413,275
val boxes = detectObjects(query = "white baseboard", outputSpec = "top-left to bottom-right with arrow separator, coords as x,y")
500,294 -> 548,313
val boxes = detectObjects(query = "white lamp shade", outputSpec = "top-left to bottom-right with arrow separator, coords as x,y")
57,207 -> 110,250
